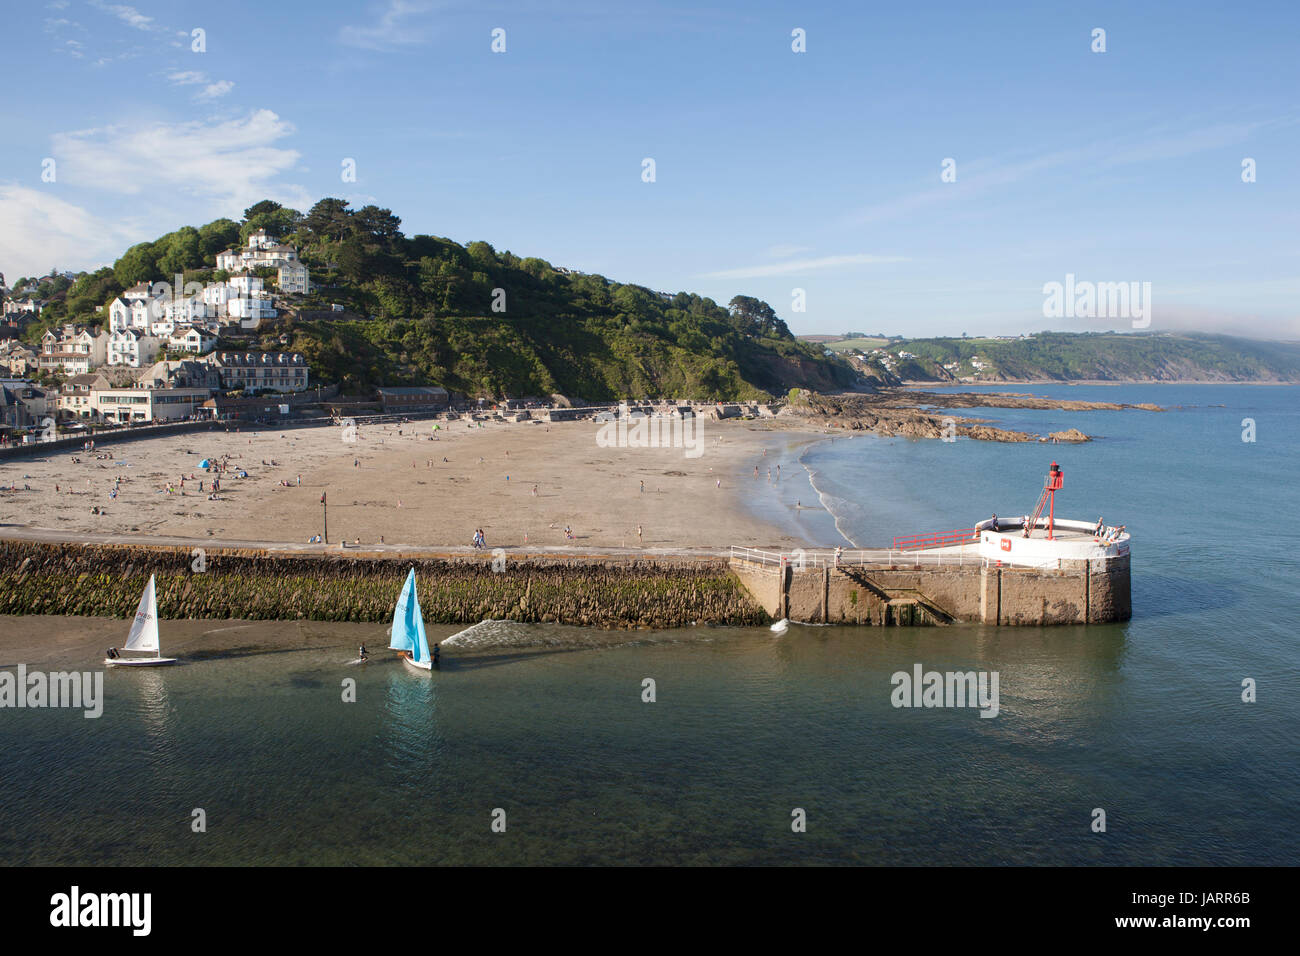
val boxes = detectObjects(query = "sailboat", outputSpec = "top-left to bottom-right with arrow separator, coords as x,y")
389,568 -> 432,672
106,575 -> 178,667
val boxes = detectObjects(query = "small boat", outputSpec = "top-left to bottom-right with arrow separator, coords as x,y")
106,575 -> 178,667
389,568 -> 433,673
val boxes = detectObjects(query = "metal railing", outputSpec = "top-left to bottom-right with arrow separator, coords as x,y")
892,527 -> 978,550
728,545 -> 1089,572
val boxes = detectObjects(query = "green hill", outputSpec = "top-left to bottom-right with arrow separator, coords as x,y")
808,332 -> 1300,383
18,199 -> 855,401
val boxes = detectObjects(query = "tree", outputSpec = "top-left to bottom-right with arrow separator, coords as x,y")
303,198 -> 352,242
243,200 -> 282,222
157,227 -> 203,277
113,243 -> 158,288
727,295 -> 791,339
353,205 -> 402,241
199,219 -> 240,259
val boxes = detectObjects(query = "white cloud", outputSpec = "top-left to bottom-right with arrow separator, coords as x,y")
196,80 -> 235,101
340,0 -> 438,50
699,254 -> 908,280
90,1 -> 156,32
0,185 -> 131,278
166,71 -> 235,101
50,110 -> 310,211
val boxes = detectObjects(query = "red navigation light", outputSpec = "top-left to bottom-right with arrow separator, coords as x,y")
1046,461 -> 1064,491
1026,461 -> 1065,540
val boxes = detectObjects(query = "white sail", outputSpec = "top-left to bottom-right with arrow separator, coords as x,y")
124,575 -> 160,654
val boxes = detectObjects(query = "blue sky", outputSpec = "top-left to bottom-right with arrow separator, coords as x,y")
2,0 -> 1298,338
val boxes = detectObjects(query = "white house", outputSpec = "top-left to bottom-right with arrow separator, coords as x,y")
39,325 -> 108,374
121,282 -> 155,303
2,298 -> 41,316
91,385 -> 210,423
228,274 -> 263,296
202,282 -> 231,314
107,329 -> 163,368
168,327 -> 216,354
109,294 -> 162,333
163,296 -> 208,324
216,231 -> 302,273
227,295 -> 276,325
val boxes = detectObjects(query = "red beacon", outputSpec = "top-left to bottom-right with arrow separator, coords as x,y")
1025,461 -> 1064,540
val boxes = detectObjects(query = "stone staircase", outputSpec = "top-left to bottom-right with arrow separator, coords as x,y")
833,568 -> 954,626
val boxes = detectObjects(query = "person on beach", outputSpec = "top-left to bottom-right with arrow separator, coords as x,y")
636,525 -> 643,544
640,480 -> 644,493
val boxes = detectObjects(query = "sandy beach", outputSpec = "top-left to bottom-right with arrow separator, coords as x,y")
0,417 -> 836,552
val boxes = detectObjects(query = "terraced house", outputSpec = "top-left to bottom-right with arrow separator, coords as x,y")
202,351 -> 310,393
39,324 -> 108,375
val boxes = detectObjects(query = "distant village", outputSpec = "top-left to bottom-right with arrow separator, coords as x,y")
0,229 -> 322,439
821,333 -> 1037,382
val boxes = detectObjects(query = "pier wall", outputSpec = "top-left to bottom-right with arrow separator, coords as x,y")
731,555 -> 1131,626
0,540 -> 765,629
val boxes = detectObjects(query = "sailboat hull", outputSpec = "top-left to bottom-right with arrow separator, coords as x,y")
106,657 -> 178,667
402,654 -> 432,672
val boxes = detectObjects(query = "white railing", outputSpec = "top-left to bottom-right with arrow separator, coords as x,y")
728,545 -> 1087,572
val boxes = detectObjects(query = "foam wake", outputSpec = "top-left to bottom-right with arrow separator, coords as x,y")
440,619 -> 528,649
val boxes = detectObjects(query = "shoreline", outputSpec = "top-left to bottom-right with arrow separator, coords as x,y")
905,379 -> 1298,387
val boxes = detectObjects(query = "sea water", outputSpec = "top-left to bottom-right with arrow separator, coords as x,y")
0,386 -> 1295,865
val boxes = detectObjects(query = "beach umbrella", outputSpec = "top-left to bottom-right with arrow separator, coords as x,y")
199,459 -> 211,469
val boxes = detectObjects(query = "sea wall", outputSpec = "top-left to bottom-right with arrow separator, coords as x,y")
0,541 -> 765,629
731,556 -> 1132,626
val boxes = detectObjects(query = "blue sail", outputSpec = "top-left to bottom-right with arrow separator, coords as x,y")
411,593 -> 430,664
389,568 -> 419,652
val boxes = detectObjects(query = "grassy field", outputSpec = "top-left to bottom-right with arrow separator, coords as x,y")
813,336 -> 891,351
